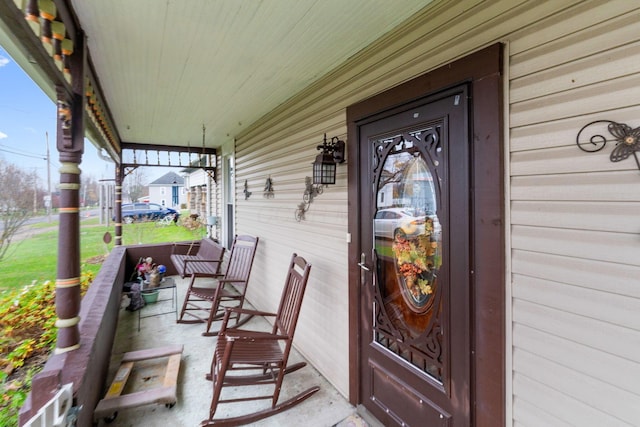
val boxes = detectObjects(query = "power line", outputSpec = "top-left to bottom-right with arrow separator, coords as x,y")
0,146 -> 46,160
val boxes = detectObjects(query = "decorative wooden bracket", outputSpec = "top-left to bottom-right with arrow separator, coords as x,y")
123,166 -> 139,178
57,99 -> 72,141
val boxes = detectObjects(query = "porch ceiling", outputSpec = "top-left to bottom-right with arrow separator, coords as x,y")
67,0 -> 431,153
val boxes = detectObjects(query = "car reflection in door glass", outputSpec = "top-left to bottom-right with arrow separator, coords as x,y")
374,207 -> 441,240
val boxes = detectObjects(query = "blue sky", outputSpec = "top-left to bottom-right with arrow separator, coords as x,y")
0,45 -> 114,187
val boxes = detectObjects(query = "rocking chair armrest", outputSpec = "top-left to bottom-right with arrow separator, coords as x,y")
217,278 -> 246,284
223,307 -> 275,318
223,330 -> 288,342
220,307 -> 274,332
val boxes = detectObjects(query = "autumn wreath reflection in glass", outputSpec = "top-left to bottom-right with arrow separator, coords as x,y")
392,217 -> 441,311
391,156 -> 441,313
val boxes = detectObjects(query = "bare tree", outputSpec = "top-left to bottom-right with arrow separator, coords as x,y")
0,159 -> 38,261
124,167 -> 148,203
80,174 -> 100,207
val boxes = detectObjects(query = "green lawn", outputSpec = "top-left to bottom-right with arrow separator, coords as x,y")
0,218 -> 205,292
0,216 -> 209,426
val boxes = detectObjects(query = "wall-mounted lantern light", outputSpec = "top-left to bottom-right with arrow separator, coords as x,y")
295,134 -> 346,221
312,134 -> 346,185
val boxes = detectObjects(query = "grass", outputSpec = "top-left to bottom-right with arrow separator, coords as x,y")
0,214 -> 206,425
0,216 -> 206,292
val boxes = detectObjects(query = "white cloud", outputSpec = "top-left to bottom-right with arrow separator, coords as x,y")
0,55 -> 9,67
0,131 -> 7,140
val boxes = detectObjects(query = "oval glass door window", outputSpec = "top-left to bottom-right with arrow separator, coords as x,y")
375,153 -> 441,315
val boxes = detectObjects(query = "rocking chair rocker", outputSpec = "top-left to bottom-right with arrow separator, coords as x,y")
200,253 -> 319,426
177,235 -> 259,336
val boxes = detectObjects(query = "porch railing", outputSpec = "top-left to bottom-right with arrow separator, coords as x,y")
18,242 -> 192,426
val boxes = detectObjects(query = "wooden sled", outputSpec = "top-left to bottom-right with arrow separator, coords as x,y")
94,345 -> 183,423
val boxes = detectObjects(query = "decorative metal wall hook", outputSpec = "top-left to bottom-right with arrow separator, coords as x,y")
243,180 -> 252,200
264,176 -> 274,198
576,120 -> 640,171
295,177 -> 323,221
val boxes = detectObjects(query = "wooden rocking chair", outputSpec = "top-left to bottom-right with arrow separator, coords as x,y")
177,235 -> 259,336
200,253 -> 319,426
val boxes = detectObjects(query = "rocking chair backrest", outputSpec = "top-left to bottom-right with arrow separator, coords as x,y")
224,235 -> 259,292
273,254 -> 312,340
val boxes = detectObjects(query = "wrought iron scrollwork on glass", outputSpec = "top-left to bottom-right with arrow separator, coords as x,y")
371,123 -> 445,381
576,120 -> 640,171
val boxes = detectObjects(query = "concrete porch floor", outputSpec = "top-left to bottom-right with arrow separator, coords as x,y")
96,276 -> 365,427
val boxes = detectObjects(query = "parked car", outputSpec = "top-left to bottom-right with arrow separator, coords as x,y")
115,203 -> 179,224
374,207 -> 440,239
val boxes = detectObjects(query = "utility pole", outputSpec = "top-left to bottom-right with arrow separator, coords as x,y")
33,171 -> 37,213
46,132 -> 52,223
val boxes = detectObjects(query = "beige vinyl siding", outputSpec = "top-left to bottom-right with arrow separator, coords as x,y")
232,0 -> 546,396
508,1 -> 640,426
232,0 -> 640,422
235,110 -> 350,394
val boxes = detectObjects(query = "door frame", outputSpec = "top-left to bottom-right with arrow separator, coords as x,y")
346,43 -> 505,426
220,139 -> 235,250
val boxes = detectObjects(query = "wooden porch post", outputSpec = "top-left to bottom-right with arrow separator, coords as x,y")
114,165 -> 123,245
54,33 -> 85,354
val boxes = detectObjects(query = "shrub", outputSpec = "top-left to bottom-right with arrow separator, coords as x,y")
0,270 -> 93,426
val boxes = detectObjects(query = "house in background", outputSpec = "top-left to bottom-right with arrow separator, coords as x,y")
178,157 -> 222,240
180,164 -> 212,218
147,171 -> 186,209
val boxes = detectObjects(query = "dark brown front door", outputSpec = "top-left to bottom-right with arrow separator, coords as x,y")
356,85 -> 470,426
347,44 -> 505,427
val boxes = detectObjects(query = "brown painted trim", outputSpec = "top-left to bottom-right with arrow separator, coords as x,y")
469,47 -> 505,427
114,166 -> 123,245
85,61 -> 122,147
121,142 -> 217,155
54,30 -> 86,354
345,117 -> 361,405
0,0 -> 73,97
346,43 -> 505,426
